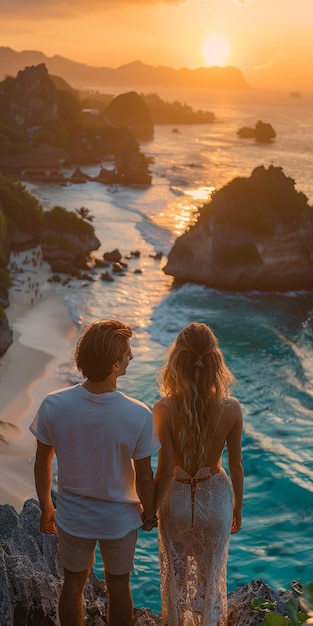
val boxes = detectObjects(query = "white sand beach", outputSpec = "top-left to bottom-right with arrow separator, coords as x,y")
0,248 -> 77,512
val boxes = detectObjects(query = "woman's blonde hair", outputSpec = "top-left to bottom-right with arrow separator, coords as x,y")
158,322 -> 234,469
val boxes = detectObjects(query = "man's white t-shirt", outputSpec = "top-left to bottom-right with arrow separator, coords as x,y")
30,384 -> 161,539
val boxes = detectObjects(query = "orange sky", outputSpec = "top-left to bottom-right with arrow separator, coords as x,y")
1,0 -> 312,91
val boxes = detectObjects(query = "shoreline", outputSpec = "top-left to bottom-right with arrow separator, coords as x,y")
0,248 -> 77,511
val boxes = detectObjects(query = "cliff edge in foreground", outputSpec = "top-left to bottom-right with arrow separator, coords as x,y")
0,499 -> 301,626
164,165 -> 313,291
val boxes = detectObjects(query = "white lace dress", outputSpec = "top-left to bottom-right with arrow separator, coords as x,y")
158,466 -> 233,626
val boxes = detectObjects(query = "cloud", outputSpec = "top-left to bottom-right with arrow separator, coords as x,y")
0,0 -> 185,18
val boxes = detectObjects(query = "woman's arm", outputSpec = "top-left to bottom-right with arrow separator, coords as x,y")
226,397 -> 244,534
154,400 -> 174,512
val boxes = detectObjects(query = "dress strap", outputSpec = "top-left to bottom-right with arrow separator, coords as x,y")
207,403 -> 225,447
175,475 -> 211,527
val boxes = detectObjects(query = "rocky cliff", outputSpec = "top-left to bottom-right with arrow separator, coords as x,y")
163,165 -> 313,291
0,499 -> 301,626
0,64 -> 153,183
1,63 -> 59,129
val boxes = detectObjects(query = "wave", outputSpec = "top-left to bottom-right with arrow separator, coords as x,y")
135,215 -> 174,256
244,422 -> 313,493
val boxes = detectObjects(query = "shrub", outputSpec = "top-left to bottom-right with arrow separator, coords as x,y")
251,580 -> 313,625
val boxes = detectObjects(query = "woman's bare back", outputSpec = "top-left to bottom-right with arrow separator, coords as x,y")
169,396 -> 241,477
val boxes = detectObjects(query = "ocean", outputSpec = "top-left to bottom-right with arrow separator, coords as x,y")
28,88 -> 313,613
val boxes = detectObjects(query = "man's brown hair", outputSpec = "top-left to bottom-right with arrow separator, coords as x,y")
75,319 -> 132,382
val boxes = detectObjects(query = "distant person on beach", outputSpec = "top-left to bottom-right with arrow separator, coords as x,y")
154,322 -> 244,626
30,319 -> 160,626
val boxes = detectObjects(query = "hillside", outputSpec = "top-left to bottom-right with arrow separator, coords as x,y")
0,47 -> 251,91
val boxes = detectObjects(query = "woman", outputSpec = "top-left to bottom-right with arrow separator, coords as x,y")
154,322 -> 243,626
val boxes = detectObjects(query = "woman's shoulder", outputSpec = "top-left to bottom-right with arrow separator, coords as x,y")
154,396 -> 172,410
222,396 -> 243,422
224,395 -> 241,410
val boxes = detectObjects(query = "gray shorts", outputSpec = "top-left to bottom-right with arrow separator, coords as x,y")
57,526 -> 137,575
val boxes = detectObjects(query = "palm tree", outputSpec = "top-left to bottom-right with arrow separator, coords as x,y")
75,206 -> 95,222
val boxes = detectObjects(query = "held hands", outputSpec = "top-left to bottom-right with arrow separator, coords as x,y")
141,512 -> 158,532
40,506 -> 57,534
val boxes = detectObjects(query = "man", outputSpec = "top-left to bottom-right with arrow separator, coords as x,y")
30,319 -> 160,626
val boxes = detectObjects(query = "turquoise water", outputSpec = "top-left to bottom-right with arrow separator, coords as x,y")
33,91 -> 313,614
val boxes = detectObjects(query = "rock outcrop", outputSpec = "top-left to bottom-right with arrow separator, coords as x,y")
40,207 -> 101,271
0,499 -> 302,626
3,63 -> 59,129
237,120 -> 276,142
104,91 -> 154,140
163,165 -> 313,291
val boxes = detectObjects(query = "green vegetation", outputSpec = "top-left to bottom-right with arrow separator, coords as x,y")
0,173 -> 43,237
199,165 -> 312,236
142,92 -> 216,124
0,115 -> 31,157
251,581 -> 313,625
75,206 -> 95,222
0,208 -> 9,263
41,233 -> 78,254
78,89 -> 216,124
42,205 -> 95,237
79,89 -> 113,114
0,267 -> 12,295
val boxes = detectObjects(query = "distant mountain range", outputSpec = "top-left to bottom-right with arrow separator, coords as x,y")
0,46 -> 251,91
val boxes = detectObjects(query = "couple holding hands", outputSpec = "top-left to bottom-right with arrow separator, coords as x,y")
30,318 -> 243,626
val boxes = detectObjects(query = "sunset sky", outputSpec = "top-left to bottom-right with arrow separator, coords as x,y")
0,0 -> 312,91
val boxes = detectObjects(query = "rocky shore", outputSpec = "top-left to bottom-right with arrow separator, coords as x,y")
0,499 -> 301,626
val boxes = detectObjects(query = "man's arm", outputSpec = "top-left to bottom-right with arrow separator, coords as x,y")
134,456 -> 157,531
34,440 -> 57,534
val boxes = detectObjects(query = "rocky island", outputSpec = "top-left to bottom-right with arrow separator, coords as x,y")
163,165 -> 313,292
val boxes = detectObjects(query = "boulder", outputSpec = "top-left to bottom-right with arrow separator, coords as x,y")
103,249 -> 122,262
237,120 -> 276,142
49,260 -> 81,275
227,579 -> 298,626
163,165 -> 313,291
100,272 -> 114,282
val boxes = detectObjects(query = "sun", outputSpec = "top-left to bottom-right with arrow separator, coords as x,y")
202,33 -> 231,67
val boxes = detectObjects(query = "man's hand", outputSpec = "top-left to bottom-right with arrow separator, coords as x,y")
141,513 -> 158,532
40,506 -> 57,534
